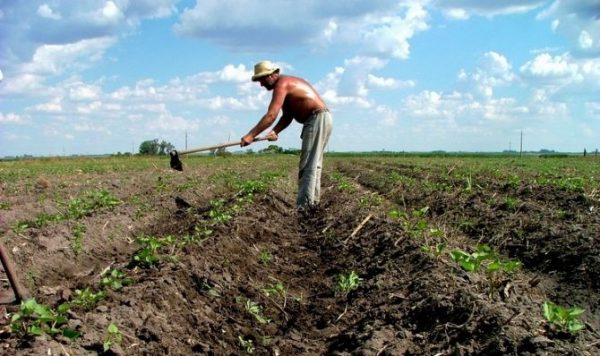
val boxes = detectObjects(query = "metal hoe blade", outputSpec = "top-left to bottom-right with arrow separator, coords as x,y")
170,151 -> 183,171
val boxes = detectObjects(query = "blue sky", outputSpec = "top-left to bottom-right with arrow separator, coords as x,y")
1,0 -> 600,156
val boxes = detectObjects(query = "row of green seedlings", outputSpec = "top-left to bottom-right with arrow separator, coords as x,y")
388,205 -> 586,335
133,172 -> 282,267
11,189 -> 122,255
10,267 -> 132,352
236,250 -> 363,354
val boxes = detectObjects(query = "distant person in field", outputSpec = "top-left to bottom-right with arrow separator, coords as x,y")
241,60 -> 333,209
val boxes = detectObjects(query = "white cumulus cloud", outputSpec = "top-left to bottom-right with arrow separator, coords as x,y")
37,4 -> 62,20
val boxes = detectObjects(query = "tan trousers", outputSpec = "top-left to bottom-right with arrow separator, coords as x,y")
297,109 -> 333,208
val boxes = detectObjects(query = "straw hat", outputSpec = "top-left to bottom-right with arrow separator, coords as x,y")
252,60 -> 280,81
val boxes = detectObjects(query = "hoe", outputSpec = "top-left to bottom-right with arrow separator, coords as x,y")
0,243 -> 31,304
169,136 -> 267,171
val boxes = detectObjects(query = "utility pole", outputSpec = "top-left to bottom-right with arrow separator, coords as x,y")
519,130 -> 523,158
185,131 -> 188,150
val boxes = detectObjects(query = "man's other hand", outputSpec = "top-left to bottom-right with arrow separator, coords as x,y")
266,130 -> 278,141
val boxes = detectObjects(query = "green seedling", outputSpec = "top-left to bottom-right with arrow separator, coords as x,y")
336,271 -> 362,295
450,245 -> 521,274
543,302 -> 585,334
236,179 -> 266,196
421,243 -> 446,258
331,173 -> 355,192
72,288 -> 106,310
10,298 -> 79,341
263,282 -> 287,308
103,323 -> 123,352
556,177 -> 584,192
71,223 -> 86,255
155,176 -> 169,191
238,335 -> 255,354
0,201 -> 10,210
243,299 -> 270,324
451,244 -> 522,296
11,221 -> 29,235
133,234 -> 174,266
61,190 -> 122,220
101,268 -> 133,291
450,244 -> 496,272
208,199 -> 232,223
504,196 -> 520,211
388,207 -> 407,220
259,250 -> 272,265
403,206 -> 430,238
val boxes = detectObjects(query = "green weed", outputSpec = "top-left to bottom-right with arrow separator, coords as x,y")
243,299 -> 270,324
71,223 -> 86,255
543,301 -> 585,334
10,299 -> 79,341
259,250 -> 272,265
101,268 -> 133,291
103,323 -> 123,352
72,288 -> 106,310
336,271 -> 362,295
238,335 -> 255,354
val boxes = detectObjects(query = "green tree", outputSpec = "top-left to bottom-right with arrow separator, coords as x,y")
139,139 -> 174,155
260,144 -> 283,154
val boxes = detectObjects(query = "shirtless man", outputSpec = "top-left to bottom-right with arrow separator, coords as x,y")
241,60 -> 333,209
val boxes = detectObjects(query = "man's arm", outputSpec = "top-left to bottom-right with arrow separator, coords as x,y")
272,111 -> 293,135
241,79 -> 287,146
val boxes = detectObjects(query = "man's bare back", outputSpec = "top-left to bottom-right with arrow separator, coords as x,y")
276,75 -> 327,123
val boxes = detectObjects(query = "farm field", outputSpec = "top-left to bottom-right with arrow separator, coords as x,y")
0,154 -> 599,355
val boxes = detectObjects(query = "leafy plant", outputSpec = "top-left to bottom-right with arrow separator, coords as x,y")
504,196 -> 520,211
331,173 -> 355,192
104,323 -> 123,352
243,299 -> 270,324
450,244 -> 522,295
10,298 -> 79,341
259,250 -> 272,265
208,199 -> 232,223
388,207 -> 406,220
543,302 -> 585,334
101,268 -> 133,291
133,234 -> 174,266
263,282 -> 287,301
421,243 -> 446,258
451,245 -> 522,273
336,271 -> 362,295
11,221 -> 30,235
238,335 -> 255,354
72,288 -> 106,310
61,190 -> 122,220
71,223 -> 86,255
